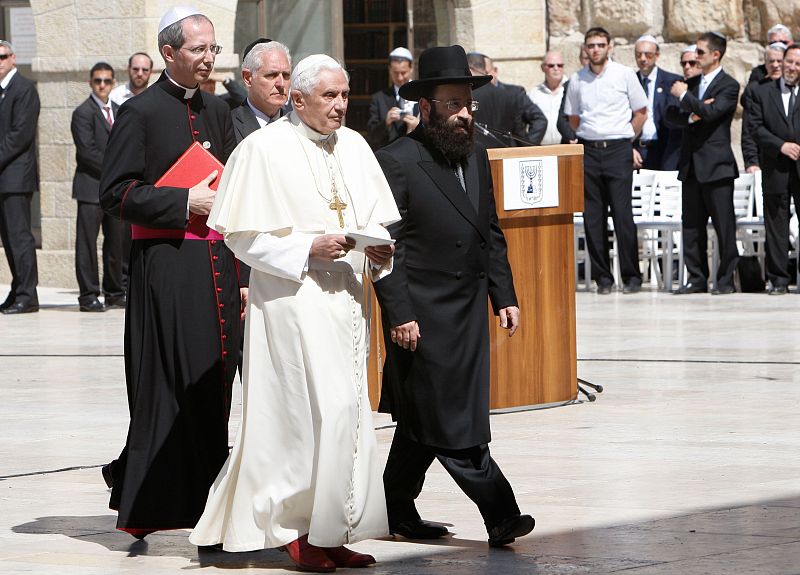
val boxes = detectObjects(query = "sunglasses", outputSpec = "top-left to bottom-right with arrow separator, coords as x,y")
545,63 -> 564,68
695,48 -> 707,56
681,60 -> 698,67
92,78 -> 114,85
0,53 -> 11,60
586,43 -> 607,49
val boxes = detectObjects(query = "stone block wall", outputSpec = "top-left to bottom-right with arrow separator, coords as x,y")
0,0 -> 239,289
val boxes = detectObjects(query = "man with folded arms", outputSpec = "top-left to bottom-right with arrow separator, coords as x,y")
667,32 -> 740,295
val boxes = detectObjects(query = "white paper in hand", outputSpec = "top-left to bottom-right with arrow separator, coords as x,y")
345,224 -> 395,252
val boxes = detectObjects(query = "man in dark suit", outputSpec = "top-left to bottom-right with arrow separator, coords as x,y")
741,42 -> 786,175
230,39 -> 291,144
71,62 -> 125,312
482,54 -> 547,146
667,32 -> 740,294
749,43 -> 800,294
633,35 -> 683,171
366,47 -> 419,150
468,52 -> 546,147
0,40 -> 39,314
373,45 -> 534,548
747,24 -> 792,85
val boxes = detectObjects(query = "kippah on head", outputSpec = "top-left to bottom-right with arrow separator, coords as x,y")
243,37 -> 272,60
683,44 -> 697,54
389,47 -> 413,63
768,41 -> 788,52
158,6 -> 201,33
636,34 -> 659,47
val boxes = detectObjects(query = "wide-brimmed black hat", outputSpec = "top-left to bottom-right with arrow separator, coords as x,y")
398,45 -> 492,101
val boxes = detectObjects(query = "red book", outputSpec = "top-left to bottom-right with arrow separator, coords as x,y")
155,140 -> 224,190
131,141 -> 225,240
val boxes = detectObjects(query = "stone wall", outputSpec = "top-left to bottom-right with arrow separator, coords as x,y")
529,0 -> 799,168
0,1 -> 239,289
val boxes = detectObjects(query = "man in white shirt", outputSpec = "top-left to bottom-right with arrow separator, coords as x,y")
564,27 -> 648,294
529,51 -> 567,146
109,52 -> 153,105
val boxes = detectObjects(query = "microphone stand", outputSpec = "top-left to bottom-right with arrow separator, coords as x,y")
475,122 -> 537,147
474,122 -> 512,147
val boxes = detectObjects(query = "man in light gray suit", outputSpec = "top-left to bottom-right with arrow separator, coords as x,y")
230,39 -> 291,143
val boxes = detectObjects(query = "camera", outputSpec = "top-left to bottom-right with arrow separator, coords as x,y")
399,111 -> 407,118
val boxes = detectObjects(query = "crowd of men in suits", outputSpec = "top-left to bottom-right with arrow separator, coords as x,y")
2,23 -> 800,312
367,25 -> 800,297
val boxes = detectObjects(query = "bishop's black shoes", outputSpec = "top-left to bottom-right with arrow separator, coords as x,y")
390,518 -> 450,539
487,514 -> 535,547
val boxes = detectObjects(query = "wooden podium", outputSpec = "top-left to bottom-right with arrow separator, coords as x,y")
367,144 -> 584,410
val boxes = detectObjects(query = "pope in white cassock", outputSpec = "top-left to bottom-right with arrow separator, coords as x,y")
189,54 -> 401,573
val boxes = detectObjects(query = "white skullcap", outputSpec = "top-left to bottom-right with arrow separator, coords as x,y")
635,34 -> 659,47
389,47 -> 413,62
158,6 -> 201,33
293,54 -> 340,79
768,41 -> 788,52
682,44 -> 698,54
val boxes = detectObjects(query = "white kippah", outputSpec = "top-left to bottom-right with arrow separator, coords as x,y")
293,54 -> 340,79
636,34 -> 659,47
389,47 -> 413,62
158,6 -> 201,33
683,44 -> 697,54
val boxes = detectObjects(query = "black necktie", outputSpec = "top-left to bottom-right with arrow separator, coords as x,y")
641,76 -> 650,96
789,86 -> 796,118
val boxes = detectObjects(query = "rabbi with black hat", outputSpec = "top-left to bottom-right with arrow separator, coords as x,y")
372,44 -> 535,547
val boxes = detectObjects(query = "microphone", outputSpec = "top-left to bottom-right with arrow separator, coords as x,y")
474,122 -> 511,147
474,122 -> 537,147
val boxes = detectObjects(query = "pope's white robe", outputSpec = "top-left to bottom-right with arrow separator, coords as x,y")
189,113 -> 400,551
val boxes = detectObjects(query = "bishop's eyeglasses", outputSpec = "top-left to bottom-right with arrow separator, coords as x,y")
182,44 -> 223,56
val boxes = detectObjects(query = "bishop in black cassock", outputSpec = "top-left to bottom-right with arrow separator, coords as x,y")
99,10 -> 242,537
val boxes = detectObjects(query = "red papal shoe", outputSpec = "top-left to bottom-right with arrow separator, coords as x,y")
323,546 -> 376,568
280,535 -> 336,573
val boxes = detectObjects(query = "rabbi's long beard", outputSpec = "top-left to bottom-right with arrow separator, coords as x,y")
426,106 -> 474,163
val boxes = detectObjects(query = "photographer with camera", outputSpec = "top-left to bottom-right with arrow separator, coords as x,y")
367,47 -> 420,150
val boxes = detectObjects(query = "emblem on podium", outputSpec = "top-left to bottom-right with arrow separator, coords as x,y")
520,159 -> 544,205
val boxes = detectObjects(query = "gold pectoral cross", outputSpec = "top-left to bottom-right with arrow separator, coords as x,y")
329,187 -> 347,229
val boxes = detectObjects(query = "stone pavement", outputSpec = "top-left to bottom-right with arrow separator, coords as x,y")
1,285 -> 799,574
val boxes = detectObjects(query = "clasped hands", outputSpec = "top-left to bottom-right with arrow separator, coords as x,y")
310,234 -> 395,267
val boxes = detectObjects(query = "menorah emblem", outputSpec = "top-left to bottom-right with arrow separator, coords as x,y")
519,160 -> 543,204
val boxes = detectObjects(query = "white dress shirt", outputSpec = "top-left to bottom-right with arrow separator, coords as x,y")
528,81 -> 565,145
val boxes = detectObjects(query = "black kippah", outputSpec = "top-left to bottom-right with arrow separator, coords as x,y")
242,37 -> 272,60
